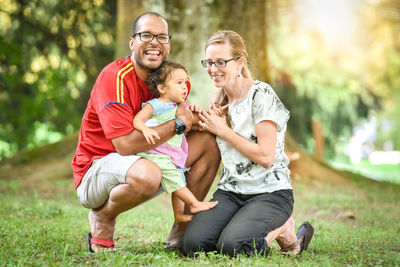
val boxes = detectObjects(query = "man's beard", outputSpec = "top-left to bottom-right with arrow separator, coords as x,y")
135,53 -> 165,70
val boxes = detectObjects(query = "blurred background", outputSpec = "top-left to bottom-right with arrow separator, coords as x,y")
0,0 -> 399,183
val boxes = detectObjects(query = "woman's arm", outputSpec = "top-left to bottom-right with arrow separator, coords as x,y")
199,112 -> 277,168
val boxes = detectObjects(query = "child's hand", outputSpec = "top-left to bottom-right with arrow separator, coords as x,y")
142,128 -> 160,145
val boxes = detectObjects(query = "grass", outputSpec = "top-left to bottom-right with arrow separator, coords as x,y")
328,158 -> 400,184
0,175 -> 400,266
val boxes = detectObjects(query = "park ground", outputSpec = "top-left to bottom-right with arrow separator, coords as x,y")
0,151 -> 399,267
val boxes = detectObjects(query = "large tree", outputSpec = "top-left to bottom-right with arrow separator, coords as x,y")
2,0 -> 397,184
113,0 -> 346,183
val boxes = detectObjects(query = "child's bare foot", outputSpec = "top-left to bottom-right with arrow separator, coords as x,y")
174,214 -> 193,224
189,201 -> 218,214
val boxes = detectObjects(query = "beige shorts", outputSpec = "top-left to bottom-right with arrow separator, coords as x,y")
76,153 -> 164,209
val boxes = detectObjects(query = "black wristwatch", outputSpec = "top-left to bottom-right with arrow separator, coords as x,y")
173,117 -> 186,135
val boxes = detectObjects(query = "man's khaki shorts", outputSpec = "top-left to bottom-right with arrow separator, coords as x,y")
76,153 -> 163,209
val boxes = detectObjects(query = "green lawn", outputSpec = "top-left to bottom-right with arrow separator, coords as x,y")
328,159 -> 400,184
0,176 -> 399,266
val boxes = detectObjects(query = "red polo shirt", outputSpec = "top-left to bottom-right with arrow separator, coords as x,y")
72,57 -> 155,189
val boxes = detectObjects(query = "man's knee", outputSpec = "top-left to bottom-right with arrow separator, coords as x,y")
125,159 -> 162,198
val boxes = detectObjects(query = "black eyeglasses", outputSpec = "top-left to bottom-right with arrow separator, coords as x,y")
133,32 -> 171,44
201,57 -> 240,68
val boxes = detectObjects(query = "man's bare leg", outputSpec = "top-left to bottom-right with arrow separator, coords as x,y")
265,216 -> 300,255
165,131 -> 221,248
89,158 -> 162,252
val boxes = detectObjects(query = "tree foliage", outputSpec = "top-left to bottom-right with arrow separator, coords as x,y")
268,0 -> 399,157
0,0 -> 116,158
0,0 -> 398,162
361,0 -> 400,150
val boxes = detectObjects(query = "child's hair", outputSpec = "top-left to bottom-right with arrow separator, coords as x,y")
146,60 -> 188,97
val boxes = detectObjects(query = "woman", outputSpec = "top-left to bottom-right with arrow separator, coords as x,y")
179,30 -> 314,257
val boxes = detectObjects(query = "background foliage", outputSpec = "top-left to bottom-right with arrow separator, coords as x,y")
0,0 -> 116,157
268,0 -> 400,157
0,0 -> 399,162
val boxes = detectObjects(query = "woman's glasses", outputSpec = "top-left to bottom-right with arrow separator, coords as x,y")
201,57 -> 240,68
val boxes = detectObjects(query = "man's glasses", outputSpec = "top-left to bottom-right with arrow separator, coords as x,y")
201,57 -> 240,68
133,32 -> 171,44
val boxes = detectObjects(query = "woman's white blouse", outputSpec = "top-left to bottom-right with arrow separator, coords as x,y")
217,80 -> 293,195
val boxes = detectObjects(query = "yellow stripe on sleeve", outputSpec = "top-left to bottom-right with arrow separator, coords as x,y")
116,62 -> 133,102
119,66 -> 134,104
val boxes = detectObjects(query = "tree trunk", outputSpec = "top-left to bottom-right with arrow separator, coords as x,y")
0,0 -> 360,187
115,0 -> 151,59
208,0 -> 270,82
111,0 -> 340,186
312,119 -> 325,160
285,133 -> 346,184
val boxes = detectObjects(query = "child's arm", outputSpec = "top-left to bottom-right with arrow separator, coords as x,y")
133,104 -> 160,145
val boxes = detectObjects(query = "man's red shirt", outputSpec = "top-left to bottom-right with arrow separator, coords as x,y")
72,57 -> 155,189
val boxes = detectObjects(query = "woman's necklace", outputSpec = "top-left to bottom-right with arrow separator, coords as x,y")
233,79 -> 249,106
231,83 -> 244,105
232,78 -> 246,105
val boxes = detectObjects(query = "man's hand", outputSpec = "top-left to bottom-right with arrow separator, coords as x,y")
176,102 -> 193,132
188,104 -> 205,132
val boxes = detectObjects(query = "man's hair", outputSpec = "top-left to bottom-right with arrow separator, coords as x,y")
146,60 -> 187,98
132,12 -> 167,36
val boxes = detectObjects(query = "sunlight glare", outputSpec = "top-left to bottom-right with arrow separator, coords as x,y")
295,0 -> 363,54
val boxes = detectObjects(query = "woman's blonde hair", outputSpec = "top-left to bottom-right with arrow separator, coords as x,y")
205,30 -> 252,116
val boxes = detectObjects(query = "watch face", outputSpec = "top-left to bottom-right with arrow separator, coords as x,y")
175,118 -> 186,134
178,124 -> 186,133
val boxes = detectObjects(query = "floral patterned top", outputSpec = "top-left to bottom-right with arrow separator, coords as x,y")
217,80 -> 292,195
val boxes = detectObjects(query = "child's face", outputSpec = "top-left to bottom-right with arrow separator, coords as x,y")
162,69 -> 188,103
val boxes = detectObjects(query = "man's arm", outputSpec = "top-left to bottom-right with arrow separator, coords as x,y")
112,102 -> 193,155
112,121 -> 176,155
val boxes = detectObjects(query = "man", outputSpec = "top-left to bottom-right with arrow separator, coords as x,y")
72,12 -> 220,253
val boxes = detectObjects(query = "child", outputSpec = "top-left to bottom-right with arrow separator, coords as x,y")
133,60 -> 218,223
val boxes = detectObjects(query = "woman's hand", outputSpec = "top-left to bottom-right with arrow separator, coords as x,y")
199,105 -> 230,136
209,103 -> 229,116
